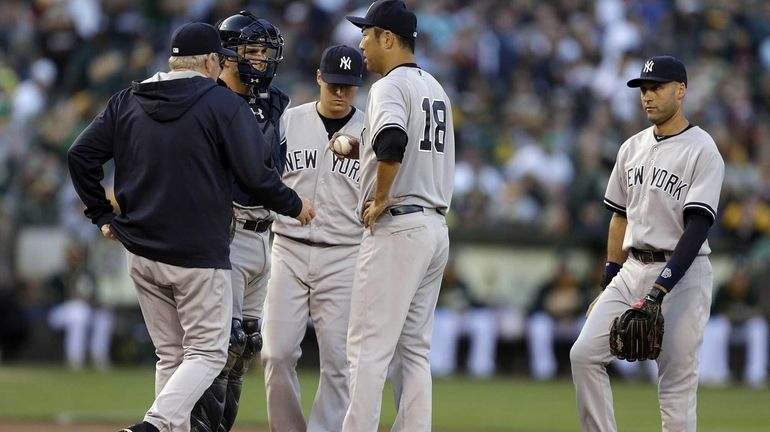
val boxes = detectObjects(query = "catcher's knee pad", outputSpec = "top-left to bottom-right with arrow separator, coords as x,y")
242,318 -> 262,363
223,319 -> 247,375
229,319 -> 261,378
191,374 -> 228,432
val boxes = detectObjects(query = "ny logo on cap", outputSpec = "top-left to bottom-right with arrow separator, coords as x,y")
643,60 -> 654,73
340,56 -> 352,70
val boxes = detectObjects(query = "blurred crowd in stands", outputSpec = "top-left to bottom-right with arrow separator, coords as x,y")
0,0 -> 769,381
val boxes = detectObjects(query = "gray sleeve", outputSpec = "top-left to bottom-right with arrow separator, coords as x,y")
682,147 -> 725,224
368,81 -> 408,143
603,146 -> 628,216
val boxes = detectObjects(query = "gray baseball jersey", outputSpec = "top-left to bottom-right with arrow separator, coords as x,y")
356,66 -> 454,217
343,65 -> 454,432
272,102 -> 364,244
571,125 -> 725,432
262,101 -> 364,432
603,125 -> 723,253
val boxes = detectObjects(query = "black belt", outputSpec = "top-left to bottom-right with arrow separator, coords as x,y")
388,205 -> 424,216
282,235 -> 336,248
239,219 -> 273,233
630,248 -> 669,264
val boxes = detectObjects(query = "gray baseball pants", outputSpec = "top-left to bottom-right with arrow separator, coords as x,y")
342,210 -> 449,432
231,207 -> 272,320
128,252 -> 232,432
262,235 -> 358,432
570,255 -> 712,432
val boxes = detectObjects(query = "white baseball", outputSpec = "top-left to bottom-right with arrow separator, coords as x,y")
332,135 -> 353,155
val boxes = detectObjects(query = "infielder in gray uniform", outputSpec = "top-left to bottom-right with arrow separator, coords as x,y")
570,56 -> 725,432
191,12 -> 313,432
261,44 -> 365,432
338,2 -> 455,431
68,23 -> 307,432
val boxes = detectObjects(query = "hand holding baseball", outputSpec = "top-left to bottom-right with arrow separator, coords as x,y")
329,132 -> 360,159
332,135 -> 352,155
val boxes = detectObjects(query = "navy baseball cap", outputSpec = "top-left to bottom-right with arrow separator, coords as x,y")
320,45 -> 364,86
346,0 -> 418,40
627,56 -> 687,88
170,22 -> 237,57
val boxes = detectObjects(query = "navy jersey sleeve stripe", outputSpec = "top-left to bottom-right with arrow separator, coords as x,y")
683,202 -> 716,224
372,122 -> 407,146
604,197 -> 626,216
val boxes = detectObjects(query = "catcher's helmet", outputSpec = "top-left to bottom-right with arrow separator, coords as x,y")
217,11 -> 283,95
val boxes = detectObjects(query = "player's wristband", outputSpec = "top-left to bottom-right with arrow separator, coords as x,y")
645,285 -> 667,304
654,261 -> 685,292
601,262 -> 622,289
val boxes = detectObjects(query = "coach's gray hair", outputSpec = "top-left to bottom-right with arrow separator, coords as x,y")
168,54 -> 209,71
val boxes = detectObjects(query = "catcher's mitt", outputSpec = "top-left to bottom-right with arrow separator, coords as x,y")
609,292 -> 665,361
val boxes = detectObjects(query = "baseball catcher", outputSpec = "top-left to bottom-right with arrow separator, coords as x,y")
609,286 -> 666,361
190,10 -> 297,432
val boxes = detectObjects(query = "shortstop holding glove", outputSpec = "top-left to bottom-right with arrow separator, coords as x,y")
609,286 -> 665,361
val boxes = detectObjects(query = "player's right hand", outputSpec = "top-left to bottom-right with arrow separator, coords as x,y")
329,132 -> 360,160
101,224 -> 117,241
295,197 -> 316,226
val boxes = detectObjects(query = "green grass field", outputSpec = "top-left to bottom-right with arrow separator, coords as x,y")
0,365 -> 768,431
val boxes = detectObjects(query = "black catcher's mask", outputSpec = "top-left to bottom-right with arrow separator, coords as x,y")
217,11 -> 284,97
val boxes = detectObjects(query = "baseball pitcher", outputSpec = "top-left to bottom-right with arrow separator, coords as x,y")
339,1 -> 455,431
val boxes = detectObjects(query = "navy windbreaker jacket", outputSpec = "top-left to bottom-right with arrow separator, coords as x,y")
68,74 -> 301,268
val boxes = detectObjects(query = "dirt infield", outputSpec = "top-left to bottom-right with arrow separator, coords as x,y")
0,421 -> 268,432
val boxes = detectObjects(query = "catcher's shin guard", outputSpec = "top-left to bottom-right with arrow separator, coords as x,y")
191,373 -> 227,432
191,319 -> 247,432
219,318 -> 262,432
